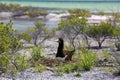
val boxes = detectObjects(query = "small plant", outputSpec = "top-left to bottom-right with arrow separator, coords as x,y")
35,62 -> 47,72
53,62 -> 81,76
31,46 -> 43,61
0,54 -> 12,73
79,49 -> 98,71
102,50 -> 111,60
14,54 -> 30,71
113,69 -> 120,76
115,41 -> 120,51
53,62 -> 64,76
24,10 -> 48,17
73,62 -> 82,71
63,63 -> 74,73
63,62 -> 81,73
74,72 -> 81,77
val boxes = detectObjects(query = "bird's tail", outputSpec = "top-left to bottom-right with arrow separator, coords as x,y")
71,48 -> 75,53
72,42 -> 75,53
65,39 -> 76,61
65,48 -> 75,61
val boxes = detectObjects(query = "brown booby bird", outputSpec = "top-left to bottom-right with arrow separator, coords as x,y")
56,38 -> 75,61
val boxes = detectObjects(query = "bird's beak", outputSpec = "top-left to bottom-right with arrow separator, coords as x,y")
52,39 -> 59,43
55,40 -> 60,43
56,40 -> 60,43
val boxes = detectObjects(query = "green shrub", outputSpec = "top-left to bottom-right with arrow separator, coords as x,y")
63,63 -> 74,73
115,42 -> 120,51
62,63 -> 81,73
85,22 -> 114,48
0,21 -> 23,54
14,54 -> 29,71
0,22 -> 12,53
53,63 -> 64,76
35,62 -> 47,72
68,9 -> 91,17
102,50 -> 111,60
0,54 -> 12,73
31,47 -> 43,61
74,72 -> 81,77
19,32 -> 31,43
24,10 -> 48,17
79,49 -> 98,71
54,62 -> 81,76
0,3 -> 48,17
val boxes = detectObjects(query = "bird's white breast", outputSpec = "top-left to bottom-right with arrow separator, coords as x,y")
56,57 -> 66,62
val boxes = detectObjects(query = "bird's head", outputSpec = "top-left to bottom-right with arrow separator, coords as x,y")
57,38 -> 64,44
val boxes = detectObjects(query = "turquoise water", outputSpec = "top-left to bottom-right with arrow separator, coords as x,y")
0,20 -> 58,32
0,20 -> 34,32
0,1 -> 120,32
0,1 -> 120,12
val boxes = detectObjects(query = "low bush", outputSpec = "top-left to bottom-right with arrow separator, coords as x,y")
74,72 -> 81,77
53,63 -> 64,76
102,50 -> 111,60
115,41 -> 120,51
30,46 -> 44,61
0,54 -> 12,73
63,63 -> 75,73
79,49 -> 98,71
14,54 -> 30,71
35,62 -> 47,72
24,10 -> 48,17
54,62 -> 81,76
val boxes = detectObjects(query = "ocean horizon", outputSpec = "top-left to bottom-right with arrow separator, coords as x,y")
2,0 -> 120,2
0,0 -> 120,12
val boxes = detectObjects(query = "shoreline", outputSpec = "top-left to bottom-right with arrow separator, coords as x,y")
0,10 -> 115,32
1,1 -> 120,13
0,3 -> 119,32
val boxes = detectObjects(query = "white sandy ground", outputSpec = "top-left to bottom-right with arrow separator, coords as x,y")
0,11 -> 113,24
0,39 -> 118,80
0,68 -> 120,80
